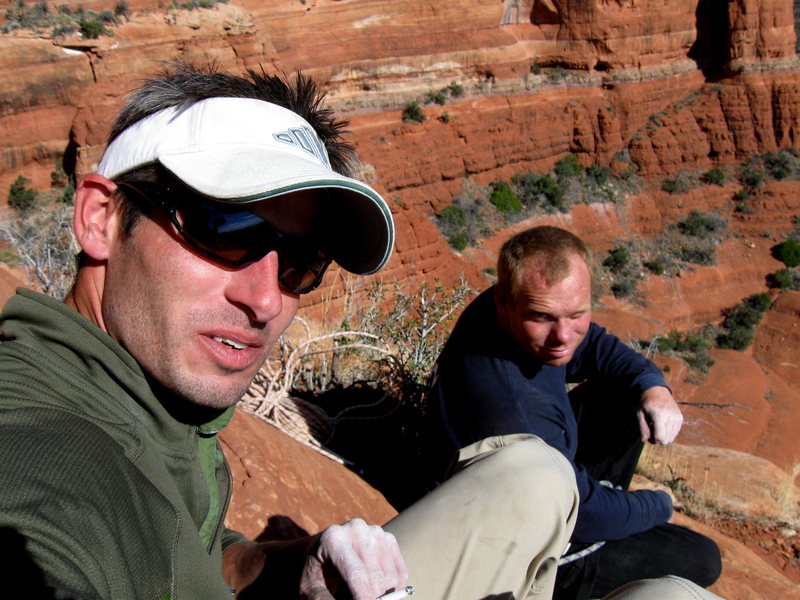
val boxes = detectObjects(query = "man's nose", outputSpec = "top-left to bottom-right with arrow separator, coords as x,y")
549,319 -> 572,344
224,251 -> 287,323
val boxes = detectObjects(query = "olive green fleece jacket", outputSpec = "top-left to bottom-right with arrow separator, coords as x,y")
0,289 -> 247,600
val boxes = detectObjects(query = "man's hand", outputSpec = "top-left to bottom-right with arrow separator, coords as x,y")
224,519 -> 407,600
301,518 -> 408,600
637,386 -> 683,444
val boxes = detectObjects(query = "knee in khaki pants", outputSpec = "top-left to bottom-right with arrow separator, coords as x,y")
385,434 -> 579,600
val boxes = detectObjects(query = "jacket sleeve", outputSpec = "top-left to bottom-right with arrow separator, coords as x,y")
0,408 -> 233,600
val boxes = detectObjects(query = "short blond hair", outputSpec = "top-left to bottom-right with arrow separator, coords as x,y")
496,226 -> 592,300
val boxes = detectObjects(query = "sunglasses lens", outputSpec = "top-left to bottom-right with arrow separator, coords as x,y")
277,243 -> 332,294
118,181 -> 331,294
176,203 -> 279,265
178,203 -> 331,293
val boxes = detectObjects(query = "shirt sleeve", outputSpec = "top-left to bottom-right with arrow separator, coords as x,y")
567,322 -> 669,398
572,463 -> 673,542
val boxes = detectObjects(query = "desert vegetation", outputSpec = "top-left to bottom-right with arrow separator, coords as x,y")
2,168 -> 77,299
401,81 -> 465,124
436,153 -> 640,251
1,0 -> 228,38
2,0 -> 127,38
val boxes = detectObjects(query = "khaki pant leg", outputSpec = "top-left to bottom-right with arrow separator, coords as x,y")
384,434 -> 579,600
600,575 -> 726,600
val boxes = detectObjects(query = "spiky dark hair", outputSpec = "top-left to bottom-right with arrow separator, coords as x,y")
108,60 -> 357,176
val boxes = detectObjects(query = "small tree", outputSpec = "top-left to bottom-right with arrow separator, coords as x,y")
555,154 -> 583,178
702,167 -> 725,186
424,91 -> 446,106
603,245 -> 630,274
439,205 -> 466,231
764,151 -> 794,181
513,173 -> 564,212
488,181 -> 522,213
446,81 -> 464,97
768,268 -> 800,291
678,210 -> 726,239
401,101 -> 426,124
364,279 -> 476,386
8,176 -> 37,214
79,18 -> 106,38
716,293 -> 771,351
587,164 -> 610,185
773,239 -> 800,268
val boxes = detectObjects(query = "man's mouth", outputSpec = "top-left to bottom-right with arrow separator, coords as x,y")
213,336 -> 249,350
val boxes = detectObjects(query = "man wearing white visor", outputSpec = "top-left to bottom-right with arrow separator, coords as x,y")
0,63 -> 725,600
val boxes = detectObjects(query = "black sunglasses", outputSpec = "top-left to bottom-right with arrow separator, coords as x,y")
115,180 -> 332,295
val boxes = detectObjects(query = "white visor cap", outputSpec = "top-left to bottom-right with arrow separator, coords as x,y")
97,97 -> 394,275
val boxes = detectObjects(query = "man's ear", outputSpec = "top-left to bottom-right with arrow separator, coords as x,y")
494,284 -> 509,311
73,174 -> 120,261
494,284 -> 511,325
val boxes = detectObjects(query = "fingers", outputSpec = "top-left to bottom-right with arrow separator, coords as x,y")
640,387 -> 684,444
636,409 -> 652,443
302,519 -> 408,600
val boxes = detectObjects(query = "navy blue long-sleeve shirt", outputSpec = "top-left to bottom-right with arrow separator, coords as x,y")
426,288 -> 672,543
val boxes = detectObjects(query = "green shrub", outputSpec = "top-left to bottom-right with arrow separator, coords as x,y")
603,245 -> 630,274
716,293 -> 771,350
8,176 -> 37,214
747,292 -> 771,313
773,239 -> 800,267
547,66 -> 568,83
114,0 -> 129,17
656,329 -> 714,373
51,22 -> 77,37
57,180 -> 75,205
679,242 -> 716,266
437,112 -> 451,123
97,8 -> 115,22
424,91 -> 447,106
401,101 -> 426,124
702,167 -> 725,186
446,82 -> 464,97
513,173 -> 565,212
79,18 -> 107,38
611,278 -> 637,298
716,325 -> 754,351
662,176 -> 690,195
488,181 -> 522,213
768,268 -> 800,290
0,248 -> 19,267
555,154 -> 583,178
739,165 -> 764,189
587,164 -> 610,185
447,232 -> 468,251
439,204 -> 466,231
530,62 -> 542,75
434,179 -> 495,251
644,259 -> 665,275
678,210 -> 726,239
764,151 -> 794,180
733,188 -> 750,202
